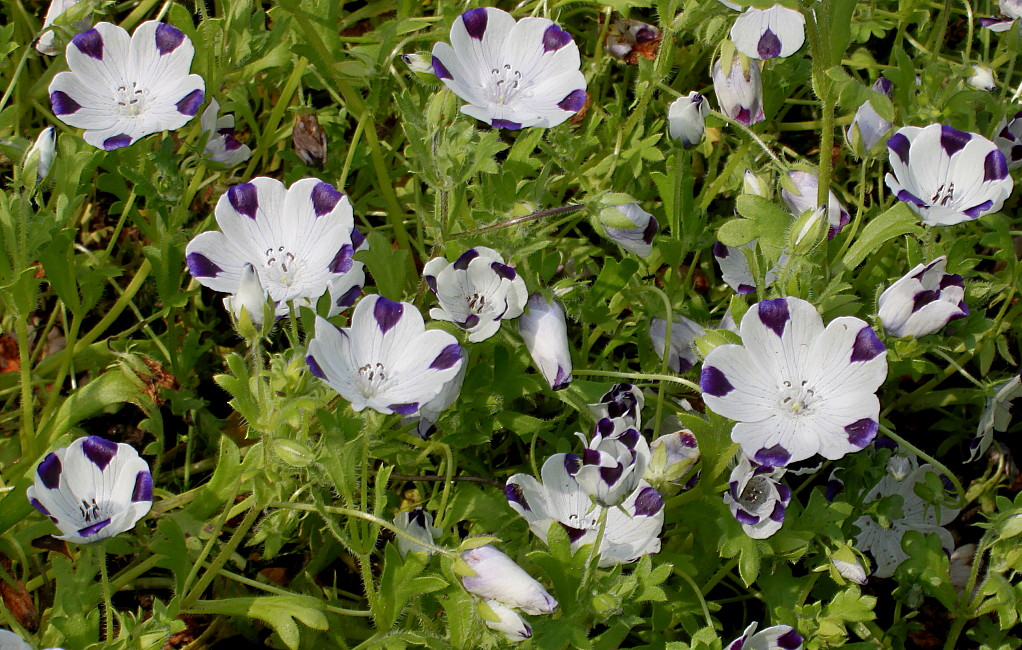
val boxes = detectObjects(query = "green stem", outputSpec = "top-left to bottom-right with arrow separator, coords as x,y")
709,110 -> 783,167
633,285 -> 675,440
96,542 -> 114,640
676,568 -> 714,629
183,503 -> 261,607
572,368 -> 700,393
14,316 -> 36,460
579,506 -> 609,592
450,204 -> 584,239
701,557 -> 738,596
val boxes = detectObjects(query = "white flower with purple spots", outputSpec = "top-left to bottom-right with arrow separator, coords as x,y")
460,545 -> 558,615
886,124 -> 1013,226
730,4 -> 806,60
646,429 -> 700,486
480,600 -> 532,642
35,0 -> 90,56
781,171 -> 850,239
573,417 -> 651,507
854,464 -> 960,578
667,92 -> 709,148
423,247 -> 528,342
587,383 -> 644,429
701,297 -> 887,466
980,0 -> 1022,31
430,7 -> 587,130
186,177 -> 367,318
877,256 -> 968,338
506,453 -> 665,567
519,293 -> 572,390
392,507 -> 442,557
649,315 -> 706,373
993,110 -> 1022,170
601,203 -> 659,257
713,242 -> 781,295
201,98 -> 251,166
726,622 -> 803,650
847,78 -> 894,156
49,21 -> 205,150
724,457 -> 791,539
306,296 -> 465,415
969,371 -> 1022,461
712,55 -> 765,126
26,436 -> 153,544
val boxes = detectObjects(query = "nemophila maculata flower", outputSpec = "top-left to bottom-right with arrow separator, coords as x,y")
729,4 -> 806,60
886,124 -> 1013,226
392,507 -> 441,557
201,98 -> 251,166
431,7 -> 587,129
877,256 -> 968,338
712,55 -> 764,126
667,92 -> 709,148
35,0 -> 89,55
49,21 -> 205,150
423,247 -> 528,342
701,297 -> 887,466
854,464 -> 961,578
519,293 -> 572,390
726,622 -> 803,650
724,457 -> 791,539
981,0 -> 1022,31
600,202 -> 659,257
969,371 -> 1022,461
459,545 -> 558,615
713,242 -> 780,295
649,315 -> 706,373
993,110 -> 1022,169
847,78 -> 894,156
306,296 -> 465,416
186,177 -> 367,318
27,436 -> 153,544
506,453 -> 665,567
587,383 -> 644,428
573,417 -> 651,507
781,171 -> 850,239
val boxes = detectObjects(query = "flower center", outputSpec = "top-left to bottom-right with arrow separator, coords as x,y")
780,379 -> 816,414
79,498 -> 102,523
489,64 -> 524,104
357,362 -> 387,397
115,81 -> 149,116
466,292 -> 487,312
263,245 -> 300,287
930,182 -> 956,206
740,476 -> 770,508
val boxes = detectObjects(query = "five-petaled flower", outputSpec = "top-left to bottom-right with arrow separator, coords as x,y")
49,21 -> 205,150
724,457 -> 791,539
306,296 -> 465,416
186,177 -> 367,318
27,436 -> 153,544
877,256 -> 968,338
886,124 -> 1013,226
781,171 -> 850,239
726,622 -> 803,650
700,297 -> 888,466
712,55 -> 765,126
729,4 -> 806,60
201,98 -> 251,166
431,7 -> 587,130
993,110 -> 1022,169
423,247 -> 528,342
573,417 -> 652,507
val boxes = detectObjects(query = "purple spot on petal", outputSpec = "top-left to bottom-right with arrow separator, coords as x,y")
78,519 -> 111,537
778,630 -> 803,650
757,298 -> 790,338
155,23 -> 185,55
735,107 -> 752,125
373,297 -> 404,334
596,418 -> 614,437
228,182 -> 259,219
599,463 -> 624,486
558,89 -> 587,113
845,418 -> 878,447
430,343 -> 463,370
874,78 -> 893,96
754,444 -> 791,467
329,244 -> 355,274
132,471 -> 153,502
461,314 -> 480,329
542,23 -> 573,52
491,262 -> 516,281
735,509 -> 759,525
700,366 -> 734,397
505,483 -> 530,510
563,453 -> 582,475
176,89 -> 204,116
888,132 -> 911,165
642,215 -> 659,245
633,486 -> 664,516
940,273 -> 964,290
72,28 -> 103,59
737,284 -> 756,294
940,124 -> 971,156
224,135 -> 243,151
103,134 -> 132,150
757,28 -> 782,58
850,326 -> 885,362
552,366 -> 572,391
491,118 -> 523,130
186,252 -> 222,278
618,428 -> 640,449
676,356 -> 693,373
962,199 -> 994,218
776,483 -> 791,502
37,454 -> 61,489
713,242 -> 729,258
306,354 -> 326,379
769,500 -> 786,522
635,26 -> 657,44
825,477 -> 843,501
30,498 -> 50,516
335,285 -> 361,309
461,8 -> 488,40
50,91 -> 81,115
390,402 -> 419,415
82,436 -> 118,470
351,227 -> 366,250
312,181 -> 344,216
582,449 -> 601,465
911,289 -> 939,312
453,249 -> 479,270
432,56 -> 453,80
983,149 -> 1008,181
896,189 -> 927,207
561,523 -> 588,542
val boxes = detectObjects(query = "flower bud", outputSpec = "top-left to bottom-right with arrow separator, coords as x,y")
293,112 -> 327,167
742,169 -> 767,197
847,78 -> 894,157
393,507 -> 441,557
667,92 -> 709,148
518,293 -> 572,390
645,429 -> 700,486
829,547 -> 868,585
600,203 -> 658,257
781,171 -> 850,239
648,315 -> 706,373
877,256 -> 968,338
24,126 -> 56,184
967,65 -> 996,91
460,545 -> 557,615
479,599 -> 532,642
712,55 -> 764,126
223,263 -> 268,332
35,0 -> 91,56
400,53 -> 433,74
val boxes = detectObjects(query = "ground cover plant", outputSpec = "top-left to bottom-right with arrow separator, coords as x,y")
0,0 -> 1021,647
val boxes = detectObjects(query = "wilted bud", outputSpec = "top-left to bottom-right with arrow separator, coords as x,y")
605,18 -> 662,64
460,545 -> 558,615
847,78 -> 894,157
293,112 -> 327,167
223,263 -> 268,335
967,65 -> 996,91
600,203 -> 658,257
479,599 -> 532,642
393,507 -> 442,557
24,126 -> 56,184
519,293 -> 572,390
781,170 -> 850,239
649,315 -> 706,373
877,256 -> 968,338
712,55 -> 764,126
667,92 -> 709,148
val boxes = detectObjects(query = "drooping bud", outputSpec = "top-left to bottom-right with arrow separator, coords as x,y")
877,256 -> 969,338
667,92 -> 709,148
518,294 -> 572,390
460,545 -> 557,616
24,126 -> 56,184
392,507 -> 442,557
600,203 -> 658,257
712,55 -> 765,126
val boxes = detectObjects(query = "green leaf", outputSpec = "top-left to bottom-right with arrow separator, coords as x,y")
355,231 -> 412,299
45,369 -> 153,444
829,0 -> 857,61
38,228 -> 81,314
187,596 -> 329,650
841,202 -> 923,269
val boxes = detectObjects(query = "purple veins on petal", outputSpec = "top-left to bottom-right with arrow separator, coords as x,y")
306,354 -> 326,380
37,453 -> 62,489
462,8 -> 488,40
962,199 -> 994,218
887,132 -> 911,164
329,244 -> 355,274
769,500 -> 786,522
78,519 -> 112,537
491,262 -> 516,281
490,118 -> 523,130
735,509 -> 760,525
176,89 -> 204,116
757,298 -> 790,338
983,150 -> 1009,181
73,28 -> 104,59
700,366 -> 735,397
845,418 -> 878,447
896,189 -> 927,207
154,23 -> 185,55
311,181 -> 344,216
850,326 -> 885,362
940,124 -> 972,156
373,297 -> 404,334
505,483 -> 530,510
389,402 -> 419,415
778,630 -> 804,650
186,252 -> 223,278
228,182 -> 259,219
103,134 -> 133,150
132,471 -> 153,502
82,436 -> 118,470
50,91 -> 82,115
453,248 -> 480,270
560,523 -> 588,542
754,444 -> 791,467
633,486 -> 664,516
431,56 -> 453,80
757,29 -> 782,58
542,24 -> 573,52
430,343 -> 463,370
